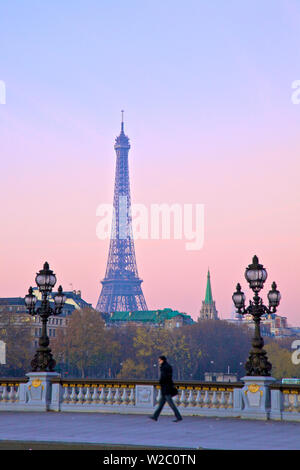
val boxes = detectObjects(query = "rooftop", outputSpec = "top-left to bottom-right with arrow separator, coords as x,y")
109,308 -> 194,324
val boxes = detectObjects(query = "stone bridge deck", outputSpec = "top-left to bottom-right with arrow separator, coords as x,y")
0,411 -> 299,450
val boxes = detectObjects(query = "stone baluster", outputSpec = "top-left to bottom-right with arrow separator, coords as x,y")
77,386 -> 84,403
187,389 -> 195,407
99,387 -> 106,404
227,391 -> 233,408
128,387 -> 135,405
85,386 -> 92,404
62,386 -> 70,403
203,390 -> 210,407
14,385 -> 20,402
296,394 -> 300,413
121,387 -> 128,405
106,387 -> 114,404
92,386 -> 99,404
219,391 -> 226,408
292,393 -> 299,412
8,385 -> 15,402
69,385 -> 77,403
2,385 -> 9,402
114,387 -> 121,405
178,389 -> 186,407
211,390 -> 218,408
195,390 -> 202,407
283,392 -> 291,411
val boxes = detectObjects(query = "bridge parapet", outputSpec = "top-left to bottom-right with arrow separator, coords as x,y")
51,379 -> 244,417
0,375 -> 300,422
269,382 -> 300,421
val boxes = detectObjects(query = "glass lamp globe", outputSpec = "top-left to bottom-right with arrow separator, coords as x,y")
245,255 -> 267,292
232,283 -> 246,311
54,285 -> 67,311
268,282 -> 281,309
24,286 -> 37,312
35,262 -> 57,292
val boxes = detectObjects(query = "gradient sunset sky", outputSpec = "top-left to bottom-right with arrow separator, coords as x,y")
1,1 -> 300,324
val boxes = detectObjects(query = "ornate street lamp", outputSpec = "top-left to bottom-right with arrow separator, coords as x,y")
232,255 -> 281,376
25,262 -> 66,372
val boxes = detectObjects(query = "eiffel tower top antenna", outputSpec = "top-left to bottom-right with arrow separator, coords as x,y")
121,110 -> 124,133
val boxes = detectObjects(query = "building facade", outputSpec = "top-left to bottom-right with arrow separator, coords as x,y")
0,289 -> 92,348
226,313 -> 297,338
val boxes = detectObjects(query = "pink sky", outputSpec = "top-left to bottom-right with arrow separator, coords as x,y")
1,1 -> 300,325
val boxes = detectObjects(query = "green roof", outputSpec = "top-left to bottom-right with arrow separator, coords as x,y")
109,308 -> 194,324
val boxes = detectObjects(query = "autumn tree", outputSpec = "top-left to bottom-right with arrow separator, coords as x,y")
117,325 -> 193,380
52,308 -> 119,378
264,341 -> 300,379
0,311 -> 33,376
180,320 -> 252,379
117,359 -> 147,379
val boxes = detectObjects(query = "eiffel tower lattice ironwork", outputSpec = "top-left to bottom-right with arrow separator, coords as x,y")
96,114 -> 148,313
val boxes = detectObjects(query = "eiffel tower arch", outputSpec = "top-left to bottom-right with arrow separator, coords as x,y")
96,114 -> 148,313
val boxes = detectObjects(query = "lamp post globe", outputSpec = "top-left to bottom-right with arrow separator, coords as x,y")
54,286 -> 67,314
232,283 -> 246,312
267,282 -> 281,311
35,262 -> 57,293
24,287 -> 37,314
244,255 -> 267,293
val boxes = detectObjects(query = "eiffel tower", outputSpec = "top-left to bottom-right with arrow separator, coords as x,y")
96,113 -> 148,313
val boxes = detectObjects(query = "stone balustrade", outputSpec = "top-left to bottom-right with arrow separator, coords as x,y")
0,378 -> 27,410
0,374 -> 300,422
54,379 -> 241,416
270,383 -> 300,421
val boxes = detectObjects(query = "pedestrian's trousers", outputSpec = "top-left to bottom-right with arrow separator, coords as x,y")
153,394 -> 182,420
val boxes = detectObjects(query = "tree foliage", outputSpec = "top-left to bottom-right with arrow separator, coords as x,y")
52,308 -> 120,378
16,309 -> 297,381
0,311 -> 33,376
264,340 -> 300,379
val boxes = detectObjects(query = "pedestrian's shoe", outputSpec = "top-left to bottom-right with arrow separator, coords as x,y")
173,418 -> 182,422
149,416 -> 157,421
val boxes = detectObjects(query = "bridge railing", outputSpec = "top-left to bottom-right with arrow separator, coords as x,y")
0,374 -> 300,422
50,378 -> 244,416
0,378 -> 28,409
269,382 -> 300,421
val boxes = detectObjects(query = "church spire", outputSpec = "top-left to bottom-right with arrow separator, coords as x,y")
204,269 -> 213,304
198,269 -> 219,320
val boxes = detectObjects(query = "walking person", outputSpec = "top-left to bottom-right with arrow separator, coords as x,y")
149,355 -> 182,422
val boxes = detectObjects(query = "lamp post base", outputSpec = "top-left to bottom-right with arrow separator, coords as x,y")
31,349 -> 56,372
245,349 -> 272,377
